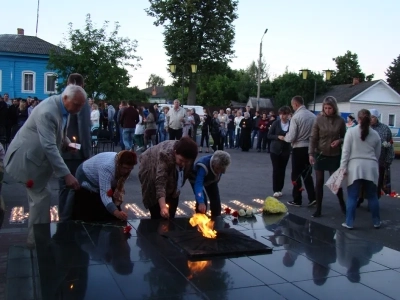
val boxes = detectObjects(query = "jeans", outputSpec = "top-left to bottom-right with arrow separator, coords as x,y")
158,127 -> 166,143
123,128 -> 136,150
227,129 -> 235,148
346,179 -> 380,227
235,129 -> 241,148
251,130 -> 259,149
257,131 -> 268,150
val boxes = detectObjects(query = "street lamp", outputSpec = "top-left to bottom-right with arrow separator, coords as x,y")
299,69 -> 332,113
256,28 -> 268,111
169,63 -> 197,103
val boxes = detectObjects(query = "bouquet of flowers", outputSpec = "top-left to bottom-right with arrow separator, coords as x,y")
325,168 -> 346,195
263,197 -> 288,214
382,139 -> 393,148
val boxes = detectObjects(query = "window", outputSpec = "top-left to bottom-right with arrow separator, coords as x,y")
44,72 -> 57,94
0,70 -> 2,92
388,114 -> 395,127
22,71 -> 36,93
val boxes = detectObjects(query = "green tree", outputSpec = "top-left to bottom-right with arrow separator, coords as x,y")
330,50 -> 374,85
146,0 -> 238,105
385,54 -> 400,93
48,14 -> 142,100
271,70 -> 328,109
119,87 -> 149,102
146,74 -> 165,87
246,59 -> 270,85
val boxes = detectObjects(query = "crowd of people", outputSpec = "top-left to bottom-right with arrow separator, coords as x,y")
0,73 -> 395,247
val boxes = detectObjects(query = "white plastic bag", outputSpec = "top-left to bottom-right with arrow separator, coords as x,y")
325,168 -> 345,195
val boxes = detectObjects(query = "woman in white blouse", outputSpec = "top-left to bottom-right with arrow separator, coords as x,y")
234,110 -> 244,149
90,104 -> 100,127
340,109 -> 381,229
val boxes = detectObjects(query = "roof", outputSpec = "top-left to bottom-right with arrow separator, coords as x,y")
314,80 -> 379,104
0,34 -> 61,55
141,86 -> 168,98
246,97 -> 274,109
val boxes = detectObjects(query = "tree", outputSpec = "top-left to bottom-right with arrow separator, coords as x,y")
119,87 -> 149,102
385,54 -> 400,93
146,74 -> 165,87
330,50 -> 374,85
48,14 -> 142,100
146,0 -> 238,105
245,59 -> 270,85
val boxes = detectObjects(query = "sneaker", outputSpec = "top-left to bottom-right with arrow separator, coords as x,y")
278,192 -> 283,197
374,222 -> 381,229
287,201 -> 301,207
342,223 -> 353,229
308,200 -> 317,207
273,192 -> 280,197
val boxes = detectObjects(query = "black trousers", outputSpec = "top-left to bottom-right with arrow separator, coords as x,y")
257,131 -> 268,150
291,147 -> 316,204
200,131 -> 209,147
169,128 -> 183,140
270,153 -> 290,193
149,196 -> 179,219
211,132 -> 224,150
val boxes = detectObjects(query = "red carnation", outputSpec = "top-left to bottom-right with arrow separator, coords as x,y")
292,181 -> 297,186
106,189 -> 114,197
123,225 -> 132,234
232,211 -> 239,218
26,180 -> 34,189
299,187 -> 305,192
224,207 -> 231,215
390,191 -> 396,197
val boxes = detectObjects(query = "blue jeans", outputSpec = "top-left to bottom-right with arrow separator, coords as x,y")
119,127 -> 125,150
251,130 -> 259,149
123,128 -> 135,150
346,179 -> 380,227
227,129 -> 235,148
108,121 -> 114,140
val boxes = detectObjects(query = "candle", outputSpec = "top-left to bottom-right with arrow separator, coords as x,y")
69,136 -> 81,150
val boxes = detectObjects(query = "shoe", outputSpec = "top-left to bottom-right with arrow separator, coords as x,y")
273,192 -> 280,197
199,150 -> 203,153
287,201 -> 301,207
342,223 -> 353,229
374,222 -> 381,229
278,192 -> 283,197
308,200 -> 317,207
311,211 -> 321,218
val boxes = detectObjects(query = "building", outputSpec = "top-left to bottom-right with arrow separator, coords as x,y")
309,79 -> 400,131
140,86 -> 169,104
246,97 -> 274,111
0,28 -> 61,100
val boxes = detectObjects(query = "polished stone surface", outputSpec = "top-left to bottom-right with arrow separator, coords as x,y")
33,213 -> 400,300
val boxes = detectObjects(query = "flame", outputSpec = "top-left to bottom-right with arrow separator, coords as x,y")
187,260 -> 211,279
189,213 -> 217,238
72,136 -> 76,142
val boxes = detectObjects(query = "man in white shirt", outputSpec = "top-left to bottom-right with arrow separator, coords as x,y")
166,99 -> 185,140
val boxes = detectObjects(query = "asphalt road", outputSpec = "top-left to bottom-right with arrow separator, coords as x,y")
1,147 -> 400,251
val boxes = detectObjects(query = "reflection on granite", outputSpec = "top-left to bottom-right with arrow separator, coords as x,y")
33,213 -> 400,300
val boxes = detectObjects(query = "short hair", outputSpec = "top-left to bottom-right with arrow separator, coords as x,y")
118,150 -> 138,166
212,111 -> 218,115
61,84 -> 87,100
292,96 -> 304,105
174,137 -> 198,160
128,100 -> 134,106
244,112 -> 250,118
278,106 -> 292,115
212,151 -> 231,170
163,106 -> 170,112
68,73 -> 84,87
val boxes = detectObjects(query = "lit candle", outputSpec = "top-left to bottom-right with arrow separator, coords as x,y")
69,136 -> 81,150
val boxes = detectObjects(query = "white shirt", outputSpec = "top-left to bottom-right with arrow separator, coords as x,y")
91,110 -> 100,127
135,115 -> 145,135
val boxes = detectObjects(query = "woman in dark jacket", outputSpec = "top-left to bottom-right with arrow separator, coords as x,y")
199,109 -> 211,153
210,111 -> 223,151
239,112 -> 253,151
267,106 -> 292,197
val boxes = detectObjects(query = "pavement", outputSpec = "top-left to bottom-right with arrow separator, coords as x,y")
1,146 -> 399,250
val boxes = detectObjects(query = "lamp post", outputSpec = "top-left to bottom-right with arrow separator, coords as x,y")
256,28 -> 268,111
169,63 -> 198,103
299,69 -> 332,113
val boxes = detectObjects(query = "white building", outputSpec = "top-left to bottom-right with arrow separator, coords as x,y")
309,79 -> 400,135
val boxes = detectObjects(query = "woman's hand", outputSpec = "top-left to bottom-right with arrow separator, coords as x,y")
331,140 -> 340,148
113,210 -> 127,221
198,203 -> 206,214
309,155 -> 316,165
278,135 -> 285,140
160,205 -> 170,219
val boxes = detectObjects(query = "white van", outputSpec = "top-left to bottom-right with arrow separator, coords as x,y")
158,104 -> 204,117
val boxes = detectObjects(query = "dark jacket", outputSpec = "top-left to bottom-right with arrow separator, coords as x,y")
120,106 -> 139,129
268,120 -> 291,156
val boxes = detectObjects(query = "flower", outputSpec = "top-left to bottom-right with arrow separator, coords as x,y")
246,208 -> 253,216
107,189 -> 114,197
232,211 -> 239,218
292,181 -> 297,186
263,196 -> 288,214
26,180 -> 34,189
382,141 -> 391,148
224,207 -> 231,215
123,225 -> 132,234
238,209 -> 246,217
390,191 -> 397,197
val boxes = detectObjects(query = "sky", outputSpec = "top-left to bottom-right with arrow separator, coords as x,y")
2,0 -> 400,90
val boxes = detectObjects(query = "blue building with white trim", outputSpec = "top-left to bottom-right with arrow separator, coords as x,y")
0,28 -> 60,100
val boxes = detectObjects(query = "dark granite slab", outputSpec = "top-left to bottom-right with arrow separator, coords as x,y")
32,213 -> 400,300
